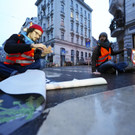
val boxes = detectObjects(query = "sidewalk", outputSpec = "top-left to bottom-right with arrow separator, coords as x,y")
38,85 -> 135,135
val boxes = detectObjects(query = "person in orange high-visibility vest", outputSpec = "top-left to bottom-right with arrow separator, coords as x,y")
91,32 -> 128,75
0,24 -> 52,80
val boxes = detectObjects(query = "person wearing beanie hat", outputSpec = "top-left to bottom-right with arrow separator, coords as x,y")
29,24 -> 44,34
99,32 -> 108,40
0,24 -> 52,80
91,32 -> 128,75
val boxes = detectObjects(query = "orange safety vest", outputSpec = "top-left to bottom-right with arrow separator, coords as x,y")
4,35 -> 35,66
96,47 -> 111,66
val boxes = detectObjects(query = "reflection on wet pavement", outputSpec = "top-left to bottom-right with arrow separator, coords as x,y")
38,86 -> 135,135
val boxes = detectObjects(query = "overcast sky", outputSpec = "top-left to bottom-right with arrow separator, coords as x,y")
0,0 -> 115,45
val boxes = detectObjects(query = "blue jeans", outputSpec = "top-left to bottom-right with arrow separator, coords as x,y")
0,59 -> 46,78
97,61 -> 128,73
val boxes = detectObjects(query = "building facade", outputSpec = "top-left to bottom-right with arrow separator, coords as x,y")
20,17 -> 38,33
109,0 -> 135,63
35,0 -> 93,66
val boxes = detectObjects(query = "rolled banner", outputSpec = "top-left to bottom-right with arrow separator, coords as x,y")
46,77 -> 107,90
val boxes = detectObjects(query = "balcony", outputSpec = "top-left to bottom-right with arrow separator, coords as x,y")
109,17 -> 125,37
76,32 -> 79,37
70,5 -> 74,11
70,17 -> 74,22
76,9 -> 79,14
60,11 -> 65,17
60,25 -> 65,31
109,0 -> 124,15
70,29 -> 75,35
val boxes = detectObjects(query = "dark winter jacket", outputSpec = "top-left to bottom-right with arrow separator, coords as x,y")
4,34 -> 42,60
91,41 -> 124,72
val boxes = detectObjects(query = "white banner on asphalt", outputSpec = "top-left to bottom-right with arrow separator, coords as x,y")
0,70 -> 46,99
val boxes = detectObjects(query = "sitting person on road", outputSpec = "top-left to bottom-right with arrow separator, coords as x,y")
92,32 -> 128,75
0,24 -> 52,80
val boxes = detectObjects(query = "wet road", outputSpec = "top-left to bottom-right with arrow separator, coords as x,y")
43,66 -> 135,108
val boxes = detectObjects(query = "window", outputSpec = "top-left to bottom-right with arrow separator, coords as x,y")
84,10 -> 86,17
71,50 -> 74,56
76,24 -> 79,33
81,38 -> 83,45
88,13 -> 90,20
48,19 -> 50,27
85,28 -> 87,36
76,13 -> 79,21
61,17 -> 64,26
89,53 -> 91,57
43,36 -> 46,42
76,50 -> 79,62
81,16 -> 83,23
51,3 -> 53,10
71,0 -> 73,7
81,51 -> 83,58
71,22 -> 74,31
48,5 -> 50,14
81,26 -> 83,35
71,50 -> 74,63
71,11 -> 73,18
48,33 -> 49,40
76,4 -> 78,11
85,52 -> 87,58
71,35 -> 74,43
85,19 -> 87,26
61,31 -> 64,40
51,31 -> 53,39
88,20 -> 90,28
80,7 -> 82,14
61,4 -> 64,13
88,30 -> 90,38
76,37 -> 79,44
51,15 -> 53,25
43,23 -> 46,29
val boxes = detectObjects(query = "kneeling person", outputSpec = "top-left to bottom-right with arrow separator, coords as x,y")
0,24 -> 52,80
